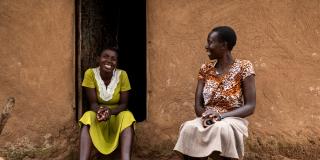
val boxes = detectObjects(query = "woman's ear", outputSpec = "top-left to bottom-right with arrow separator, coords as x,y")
223,42 -> 228,49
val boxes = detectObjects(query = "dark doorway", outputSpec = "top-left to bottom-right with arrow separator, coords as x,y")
75,0 -> 146,122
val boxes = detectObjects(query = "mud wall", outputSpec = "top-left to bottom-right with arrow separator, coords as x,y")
136,0 -> 320,159
0,0 -> 320,160
0,0 -> 76,159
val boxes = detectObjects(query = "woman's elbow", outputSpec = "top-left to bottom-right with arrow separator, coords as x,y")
248,104 -> 256,116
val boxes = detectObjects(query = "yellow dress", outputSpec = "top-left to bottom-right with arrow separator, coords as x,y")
79,67 -> 136,155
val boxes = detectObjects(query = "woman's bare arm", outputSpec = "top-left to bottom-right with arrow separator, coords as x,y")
195,80 -> 206,117
85,87 -> 100,112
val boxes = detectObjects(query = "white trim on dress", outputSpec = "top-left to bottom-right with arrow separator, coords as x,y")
92,67 -> 121,101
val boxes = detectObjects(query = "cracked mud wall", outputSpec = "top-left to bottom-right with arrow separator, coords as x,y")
0,0 -> 76,159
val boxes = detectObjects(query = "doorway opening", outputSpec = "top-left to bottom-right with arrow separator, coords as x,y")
75,0 -> 147,122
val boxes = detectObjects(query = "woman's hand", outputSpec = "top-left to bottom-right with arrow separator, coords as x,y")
96,107 -> 111,122
201,109 -> 220,121
201,109 -> 222,128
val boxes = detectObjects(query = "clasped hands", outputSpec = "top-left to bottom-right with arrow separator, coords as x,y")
96,106 -> 111,122
201,109 -> 221,128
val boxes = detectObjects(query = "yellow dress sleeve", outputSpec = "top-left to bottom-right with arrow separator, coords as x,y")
120,70 -> 131,91
82,69 -> 96,88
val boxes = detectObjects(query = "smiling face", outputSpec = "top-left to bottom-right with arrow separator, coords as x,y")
205,31 -> 226,60
98,49 -> 118,73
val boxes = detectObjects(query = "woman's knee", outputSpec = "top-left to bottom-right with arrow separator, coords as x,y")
82,111 -> 97,119
118,110 -> 134,118
213,121 -> 232,137
214,121 -> 230,129
81,125 -> 91,134
82,125 -> 89,130
180,122 -> 197,135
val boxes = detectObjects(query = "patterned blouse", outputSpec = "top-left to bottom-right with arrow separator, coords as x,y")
198,59 -> 255,113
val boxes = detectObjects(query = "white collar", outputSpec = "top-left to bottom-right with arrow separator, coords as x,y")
92,67 -> 121,101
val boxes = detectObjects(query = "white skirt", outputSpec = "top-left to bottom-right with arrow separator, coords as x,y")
173,117 -> 248,159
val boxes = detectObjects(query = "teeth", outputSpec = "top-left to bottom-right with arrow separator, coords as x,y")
105,65 -> 111,69
207,52 -> 211,56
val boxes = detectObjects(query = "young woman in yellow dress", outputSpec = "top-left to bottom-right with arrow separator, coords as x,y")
79,47 -> 136,160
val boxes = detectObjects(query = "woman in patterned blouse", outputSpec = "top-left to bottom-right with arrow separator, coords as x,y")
174,26 -> 256,160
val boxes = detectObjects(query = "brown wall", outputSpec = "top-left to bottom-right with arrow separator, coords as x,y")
137,0 -> 320,159
0,0 -> 76,159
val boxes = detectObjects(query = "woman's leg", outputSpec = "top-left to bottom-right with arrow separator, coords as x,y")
210,152 -> 237,160
79,125 -> 92,160
222,157 -> 236,160
183,155 -> 208,160
175,148 -> 208,160
120,125 -> 134,160
175,152 -> 185,160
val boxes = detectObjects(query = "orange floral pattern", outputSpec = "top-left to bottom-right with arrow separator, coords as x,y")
198,59 -> 255,113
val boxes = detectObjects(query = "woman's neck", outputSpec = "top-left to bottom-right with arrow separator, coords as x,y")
100,70 -> 113,80
215,51 -> 234,69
